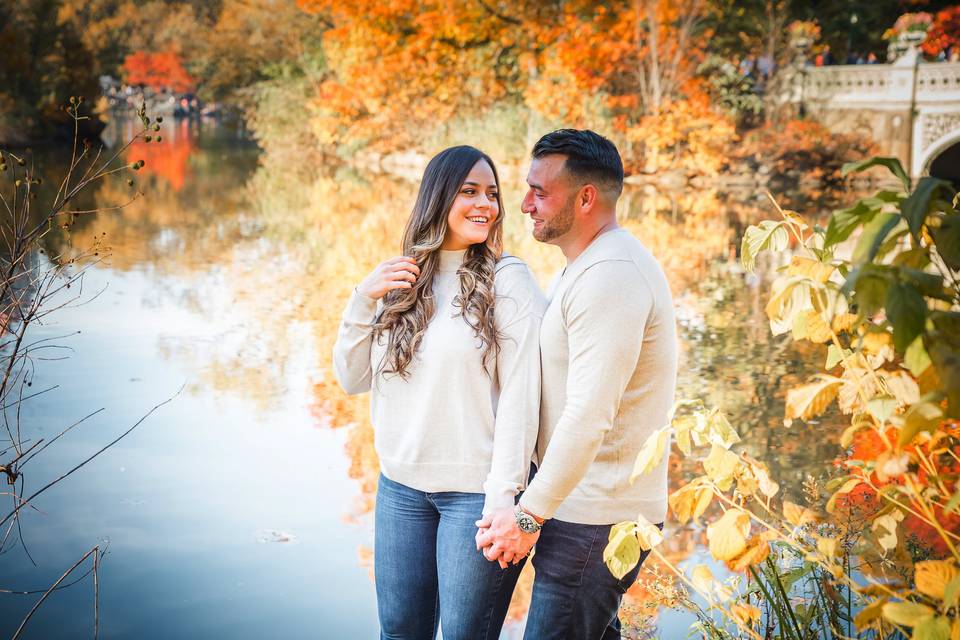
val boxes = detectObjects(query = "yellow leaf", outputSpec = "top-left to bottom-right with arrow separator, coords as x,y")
826,477 -> 862,513
707,508 -> 751,561
727,536 -> 771,572
706,408 -> 741,448
690,564 -> 715,594
673,415 -> 696,455
669,480 -> 713,525
787,255 -> 834,283
872,511 -> 905,552
786,377 -> 843,420
817,536 -> 839,558
635,514 -> 664,551
832,313 -> 859,334
881,601 -> 934,627
630,426 -> 670,482
704,444 -> 741,492
603,522 -> 640,580
915,560 -> 960,601
730,602 -> 762,627
952,618 -> 960,640
783,500 -> 818,526
795,310 -> 833,343
854,597 -> 888,630
765,276 -> 810,336
743,455 -> 779,498
862,331 -> 895,360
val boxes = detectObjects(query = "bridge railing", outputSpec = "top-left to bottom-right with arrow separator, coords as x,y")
801,62 -> 960,107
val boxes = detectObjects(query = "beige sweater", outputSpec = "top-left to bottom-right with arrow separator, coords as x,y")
333,250 -> 545,514
518,229 -> 678,525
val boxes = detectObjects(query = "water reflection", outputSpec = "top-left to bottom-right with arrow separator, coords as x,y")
3,120 -> 847,637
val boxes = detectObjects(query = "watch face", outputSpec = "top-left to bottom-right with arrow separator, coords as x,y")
517,512 -> 539,533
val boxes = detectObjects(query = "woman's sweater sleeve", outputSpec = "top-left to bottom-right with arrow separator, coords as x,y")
482,262 -> 546,515
332,289 -> 380,395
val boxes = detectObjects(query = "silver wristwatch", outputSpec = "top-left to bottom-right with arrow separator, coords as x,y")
514,505 -> 542,534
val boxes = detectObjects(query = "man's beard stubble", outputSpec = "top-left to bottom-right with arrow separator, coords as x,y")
533,199 -> 576,243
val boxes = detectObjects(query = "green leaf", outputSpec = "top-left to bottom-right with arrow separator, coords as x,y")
881,601 -> 935,627
826,344 -> 851,369
928,338 -> 960,419
911,615 -> 950,640
849,269 -> 892,316
604,522 -> 641,580
853,213 -> 901,266
905,336 -> 932,376
931,216 -> 960,271
886,283 -> 926,353
944,574 -> 960,607
899,267 -> 950,301
898,401 -> 943,446
902,177 -> 952,239
892,247 -> 931,269
826,200 -> 880,248
741,220 -> 788,273
841,157 -> 910,191
945,490 -> 960,516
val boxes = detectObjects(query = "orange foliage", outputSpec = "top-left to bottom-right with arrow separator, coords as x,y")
127,122 -> 194,191
296,0 -> 724,172
122,50 -> 196,93
838,423 -> 960,558
921,6 -> 960,57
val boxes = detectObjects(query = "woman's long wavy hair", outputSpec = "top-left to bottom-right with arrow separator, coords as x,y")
373,146 -> 504,379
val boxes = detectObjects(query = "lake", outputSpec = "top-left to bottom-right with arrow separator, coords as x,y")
0,117 -> 843,638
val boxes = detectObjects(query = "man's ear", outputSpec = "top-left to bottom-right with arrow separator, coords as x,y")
577,184 -> 599,214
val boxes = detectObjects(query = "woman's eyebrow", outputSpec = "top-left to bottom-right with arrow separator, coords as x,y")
462,181 -> 498,188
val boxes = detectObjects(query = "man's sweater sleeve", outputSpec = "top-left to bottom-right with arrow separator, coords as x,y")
519,260 -> 652,520
482,263 -> 546,514
332,289 -> 379,395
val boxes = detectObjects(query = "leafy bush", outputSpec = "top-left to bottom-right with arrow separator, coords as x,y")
607,157 -> 960,639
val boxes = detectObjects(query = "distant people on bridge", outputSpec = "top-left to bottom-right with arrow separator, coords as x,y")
814,44 -> 835,67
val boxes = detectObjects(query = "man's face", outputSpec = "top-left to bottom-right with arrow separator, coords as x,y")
521,155 -> 577,244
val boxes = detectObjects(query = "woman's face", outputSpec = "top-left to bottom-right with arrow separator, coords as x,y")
441,159 -> 499,251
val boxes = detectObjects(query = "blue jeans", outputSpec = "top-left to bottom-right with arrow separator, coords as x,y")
374,473 -> 524,640
524,518 -> 660,640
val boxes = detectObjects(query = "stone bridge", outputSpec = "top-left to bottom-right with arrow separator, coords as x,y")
793,56 -> 960,184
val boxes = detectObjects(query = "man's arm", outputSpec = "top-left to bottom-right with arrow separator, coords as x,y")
482,262 -> 545,515
518,259 -> 652,520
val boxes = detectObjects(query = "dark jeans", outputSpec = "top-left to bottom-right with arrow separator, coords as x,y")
374,473 -> 524,640
524,518 -> 659,640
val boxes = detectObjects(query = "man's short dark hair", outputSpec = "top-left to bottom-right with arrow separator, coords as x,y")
532,129 -> 624,197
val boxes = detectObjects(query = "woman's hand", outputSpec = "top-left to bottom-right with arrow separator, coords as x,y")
356,256 -> 420,300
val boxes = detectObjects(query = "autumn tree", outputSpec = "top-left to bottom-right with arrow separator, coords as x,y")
0,0 -> 100,143
123,50 -> 197,93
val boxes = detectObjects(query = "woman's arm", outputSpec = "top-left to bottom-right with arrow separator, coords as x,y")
482,260 -> 546,515
332,257 -> 420,395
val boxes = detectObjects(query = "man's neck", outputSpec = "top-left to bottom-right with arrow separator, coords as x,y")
559,219 -> 620,264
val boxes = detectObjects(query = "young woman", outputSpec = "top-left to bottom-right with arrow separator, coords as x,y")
332,145 -> 544,639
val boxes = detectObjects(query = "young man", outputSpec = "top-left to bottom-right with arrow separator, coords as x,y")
476,129 -> 678,638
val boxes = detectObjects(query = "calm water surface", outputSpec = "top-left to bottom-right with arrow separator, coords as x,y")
0,120 -> 843,638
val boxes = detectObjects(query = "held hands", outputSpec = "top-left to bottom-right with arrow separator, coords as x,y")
356,256 -> 420,300
475,507 -> 540,569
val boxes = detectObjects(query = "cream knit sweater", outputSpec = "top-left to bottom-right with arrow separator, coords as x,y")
518,229 -> 678,525
333,250 -> 545,513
